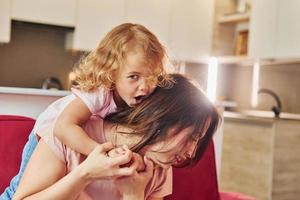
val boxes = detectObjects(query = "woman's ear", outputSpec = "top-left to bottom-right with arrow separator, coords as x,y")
142,141 -> 165,153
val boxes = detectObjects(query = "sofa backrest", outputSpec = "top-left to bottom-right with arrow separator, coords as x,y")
164,140 -> 220,200
0,115 -> 35,193
0,115 -> 220,198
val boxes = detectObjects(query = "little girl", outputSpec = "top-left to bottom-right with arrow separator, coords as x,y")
13,74 -> 221,200
1,23 -> 172,199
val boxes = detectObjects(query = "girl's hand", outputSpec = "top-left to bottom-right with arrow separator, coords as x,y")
114,156 -> 154,199
78,142 -> 137,181
130,152 -> 146,172
108,146 -> 146,172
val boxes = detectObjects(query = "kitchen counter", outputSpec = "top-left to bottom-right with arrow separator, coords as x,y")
224,110 -> 300,121
220,111 -> 300,200
0,87 -> 70,119
0,86 -> 70,97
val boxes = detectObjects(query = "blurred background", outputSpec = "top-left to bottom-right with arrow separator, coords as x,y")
0,0 -> 299,200
1,0 -> 300,114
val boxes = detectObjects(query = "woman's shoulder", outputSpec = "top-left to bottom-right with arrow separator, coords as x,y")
83,116 -> 106,142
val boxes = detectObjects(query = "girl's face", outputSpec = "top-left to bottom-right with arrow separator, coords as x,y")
113,50 -> 157,107
141,126 -> 200,169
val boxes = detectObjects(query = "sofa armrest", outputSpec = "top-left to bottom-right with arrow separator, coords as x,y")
0,115 -> 35,192
164,140 -> 220,200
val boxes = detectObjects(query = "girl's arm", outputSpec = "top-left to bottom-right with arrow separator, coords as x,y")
54,97 -> 98,155
13,141 -> 136,200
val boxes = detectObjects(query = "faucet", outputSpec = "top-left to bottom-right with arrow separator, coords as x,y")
258,88 -> 282,118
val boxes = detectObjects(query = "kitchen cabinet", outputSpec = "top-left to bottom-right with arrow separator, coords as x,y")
126,0 -> 171,49
169,0 -> 214,62
221,113 -> 300,200
68,0 -> 215,62
67,0 -> 126,51
0,0 -> 11,43
126,0 -> 215,62
275,0 -> 300,58
248,0 -> 278,59
11,0 -> 76,27
249,0 -> 300,59
0,87 -> 69,119
68,0 -> 169,52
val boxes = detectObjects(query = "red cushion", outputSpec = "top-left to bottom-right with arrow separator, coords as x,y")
165,140 -> 220,200
0,115 -> 35,192
220,192 -> 257,200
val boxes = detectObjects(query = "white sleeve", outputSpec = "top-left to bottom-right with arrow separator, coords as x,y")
71,87 -> 108,115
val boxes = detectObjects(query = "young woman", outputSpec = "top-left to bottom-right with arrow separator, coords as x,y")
13,74 -> 221,200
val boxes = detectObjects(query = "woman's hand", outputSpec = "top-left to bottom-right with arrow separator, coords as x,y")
114,156 -> 154,200
78,142 -> 137,181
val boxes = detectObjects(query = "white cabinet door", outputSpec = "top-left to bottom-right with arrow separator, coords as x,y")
248,0 -> 277,59
68,0 -> 126,51
70,0 -> 170,51
249,0 -> 300,59
126,0 -> 171,50
275,0 -> 300,58
169,0 -> 214,62
68,0 -> 214,60
0,0 -> 11,43
11,0 -> 76,27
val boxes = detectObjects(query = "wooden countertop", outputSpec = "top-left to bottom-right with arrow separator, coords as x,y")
224,110 -> 300,121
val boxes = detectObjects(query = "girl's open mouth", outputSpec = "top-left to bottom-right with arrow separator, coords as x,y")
134,95 -> 147,104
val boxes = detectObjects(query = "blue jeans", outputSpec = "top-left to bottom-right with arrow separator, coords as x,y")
0,131 -> 37,200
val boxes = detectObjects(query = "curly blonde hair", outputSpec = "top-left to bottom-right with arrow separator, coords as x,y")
72,23 -> 173,92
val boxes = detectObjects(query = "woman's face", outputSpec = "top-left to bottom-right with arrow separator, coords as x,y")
141,126 -> 200,169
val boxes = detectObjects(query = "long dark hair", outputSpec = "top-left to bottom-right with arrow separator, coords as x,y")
105,73 -> 221,167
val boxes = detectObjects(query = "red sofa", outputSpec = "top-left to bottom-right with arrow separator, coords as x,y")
0,115 -> 254,200
0,115 -> 35,192
165,140 -> 220,200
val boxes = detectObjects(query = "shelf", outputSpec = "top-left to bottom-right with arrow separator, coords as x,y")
217,56 -> 253,65
191,56 -> 300,66
259,57 -> 300,66
216,56 -> 300,66
185,56 -> 253,65
218,12 -> 250,24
